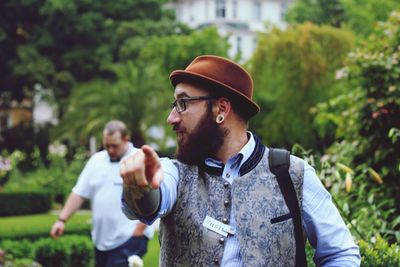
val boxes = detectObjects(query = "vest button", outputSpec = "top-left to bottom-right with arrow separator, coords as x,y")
214,258 -> 219,265
222,217 -> 228,224
224,182 -> 229,188
219,237 -> 225,244
224,200 -> 230,207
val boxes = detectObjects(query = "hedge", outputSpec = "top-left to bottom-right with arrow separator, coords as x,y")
0,235 -> 93,267
0,191 -> 52,216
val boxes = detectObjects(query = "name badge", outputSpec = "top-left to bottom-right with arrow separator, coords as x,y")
202,215 -> 234,237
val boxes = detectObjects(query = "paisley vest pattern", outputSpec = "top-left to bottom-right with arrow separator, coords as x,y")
159,137 -> 305,266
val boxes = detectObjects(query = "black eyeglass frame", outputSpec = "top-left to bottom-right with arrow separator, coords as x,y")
171,96 -> 218,113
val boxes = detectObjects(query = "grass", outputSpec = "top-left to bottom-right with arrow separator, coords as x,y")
0,211 -> 161,266
0,211 -> 91,240
143,231 -> 160,266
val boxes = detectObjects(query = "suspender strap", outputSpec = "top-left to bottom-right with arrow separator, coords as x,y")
269,148 -> 307,267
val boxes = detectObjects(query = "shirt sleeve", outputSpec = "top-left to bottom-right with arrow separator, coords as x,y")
72,156 -> 96,199
302,161 -> 361,267
121,157 -> 179,224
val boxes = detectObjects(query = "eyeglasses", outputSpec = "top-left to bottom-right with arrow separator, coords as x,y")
171,96 -> 218,113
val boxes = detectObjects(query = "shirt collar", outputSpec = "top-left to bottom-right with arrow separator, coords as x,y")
204,132 -> 256,170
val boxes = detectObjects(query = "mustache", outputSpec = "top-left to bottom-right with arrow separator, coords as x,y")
173,125 -> 185,132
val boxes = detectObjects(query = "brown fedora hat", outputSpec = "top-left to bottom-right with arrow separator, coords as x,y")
170,55 -> 260,118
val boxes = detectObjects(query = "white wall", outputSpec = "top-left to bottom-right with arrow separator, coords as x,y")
168,0 -> 292,60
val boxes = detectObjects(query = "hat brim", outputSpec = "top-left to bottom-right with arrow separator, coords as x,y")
170,70 -> 260,118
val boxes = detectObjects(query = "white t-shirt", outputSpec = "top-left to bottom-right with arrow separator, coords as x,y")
72,143 -> 154,251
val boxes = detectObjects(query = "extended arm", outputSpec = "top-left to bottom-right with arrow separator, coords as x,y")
120,145 -> 164,219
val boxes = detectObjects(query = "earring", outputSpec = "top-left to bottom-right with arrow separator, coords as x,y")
216,114 -> 225,124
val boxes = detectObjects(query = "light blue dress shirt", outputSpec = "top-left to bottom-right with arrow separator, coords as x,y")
122,133 -> 361,266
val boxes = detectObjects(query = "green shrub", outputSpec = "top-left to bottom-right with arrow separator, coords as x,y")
64,236 -> 93,267
0,239 -> 34,260
311,12 -> 400,243
34,235 -> 93,267
4,147 -> 88,205
35,238 -> 70,267
0,191 -> 52,216
0,235 -> 93,267
360,236 -> 400,266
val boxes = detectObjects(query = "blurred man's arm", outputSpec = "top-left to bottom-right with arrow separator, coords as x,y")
50,192 -> 85,239
132,222 -> 148,236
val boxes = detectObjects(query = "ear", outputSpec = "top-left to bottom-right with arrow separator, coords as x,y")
212,98 -> 231,116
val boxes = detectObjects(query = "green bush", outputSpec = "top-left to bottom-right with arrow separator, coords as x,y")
1,235 -> 93,267
34,235 -> 93,267
360,236 -> 400,266
65,236 -> 93,267
35,238 -> 70,267
0,191 -> 52,216
4,147 -> 87,205
312,11 -> 400,243
0,239 -> 34,260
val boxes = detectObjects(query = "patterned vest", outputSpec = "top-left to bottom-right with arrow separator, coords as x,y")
159,137 -> 304,266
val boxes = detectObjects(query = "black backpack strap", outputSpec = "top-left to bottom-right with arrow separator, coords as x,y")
269,148 -> 307,267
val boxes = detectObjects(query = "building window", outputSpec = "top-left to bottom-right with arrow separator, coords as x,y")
216,0 -> 226,18
280,2 -> 288,20
236,36 -> 242,56
205,0 -> 209,19
253,0 -> 261,21
233,0 -> 238,18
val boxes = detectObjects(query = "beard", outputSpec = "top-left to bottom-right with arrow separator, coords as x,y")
174,109 -> 228,165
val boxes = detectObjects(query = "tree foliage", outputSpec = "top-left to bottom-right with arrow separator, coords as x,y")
0,0 -> 188,110
0,0 -> 196,147
248,23 -> 353,150
286,0 -> 346,28
55,27 -> 229,148
286,0 -> 400,37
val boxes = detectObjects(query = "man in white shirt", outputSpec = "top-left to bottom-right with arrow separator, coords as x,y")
51,120 -> 154,267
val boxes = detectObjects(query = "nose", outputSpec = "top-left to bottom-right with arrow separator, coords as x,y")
167,108 -> 181,125
107,147 -> 115,155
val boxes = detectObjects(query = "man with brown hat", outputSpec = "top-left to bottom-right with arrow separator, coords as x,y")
120,55 -> 361,266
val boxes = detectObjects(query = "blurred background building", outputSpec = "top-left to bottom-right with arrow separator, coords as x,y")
166,0 -> 293,60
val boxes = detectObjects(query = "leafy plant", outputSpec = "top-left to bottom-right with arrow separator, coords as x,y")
4,147 -> 87,204
249,23 -> 353,151
292,144 -> 400,243
312,12 -> 400,243
359,235 -> 400,266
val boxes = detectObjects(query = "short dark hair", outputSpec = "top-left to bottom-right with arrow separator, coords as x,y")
104,120 -> 128,138
207,96 -> 248,122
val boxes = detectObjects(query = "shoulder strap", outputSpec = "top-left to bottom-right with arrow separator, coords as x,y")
269,148 -> 307,267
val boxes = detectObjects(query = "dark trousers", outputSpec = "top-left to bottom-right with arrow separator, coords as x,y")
95,236 -> 148,267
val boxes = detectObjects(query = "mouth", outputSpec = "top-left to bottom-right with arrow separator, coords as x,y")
173,125 -> 185,134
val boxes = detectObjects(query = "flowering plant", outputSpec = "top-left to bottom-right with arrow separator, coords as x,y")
0,150 -> 24,187
0,156 -> 11,177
